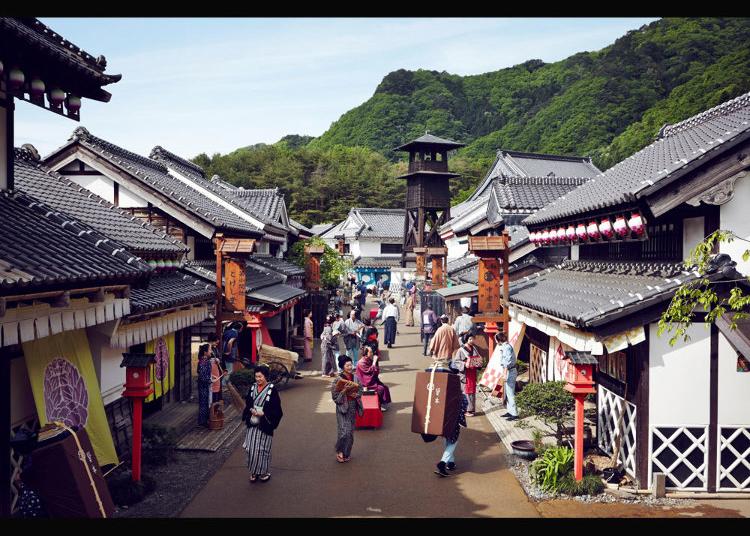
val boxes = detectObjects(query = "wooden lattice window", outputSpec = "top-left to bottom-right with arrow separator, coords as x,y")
529,343 -> 546,384
718,427 -> 750,490
650,426 -> 708,491
598,385 -> 637,477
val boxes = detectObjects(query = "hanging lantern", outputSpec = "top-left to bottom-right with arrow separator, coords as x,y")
540,229 -> 550,245
48,87 -> 65,106
576,223 -> 587,241
30,77 -> 45,97
599,218 -> 614,239
566,225 -> 576,241
628,212 -> 645,236
613,215 -> 628,238
148,260 -> 157,269
157,260 -> 166,269
0,60 -> 4,78
587,221 -> 600,240
549,228 -> 559,244
529,231 -> 538,245
8,67 -> 24,91
556,227 -> 566,243
65,94 -> 81,112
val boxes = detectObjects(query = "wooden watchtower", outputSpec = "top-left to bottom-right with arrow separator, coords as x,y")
396,134 -> 464,272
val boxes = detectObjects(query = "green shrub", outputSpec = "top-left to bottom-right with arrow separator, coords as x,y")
229,367 -> 256,398
556,473 -> 605,496
530,446 -> 574,492
516,381 -> 575,445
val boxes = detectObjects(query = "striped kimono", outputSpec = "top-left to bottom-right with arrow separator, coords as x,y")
242,382 -> 283,476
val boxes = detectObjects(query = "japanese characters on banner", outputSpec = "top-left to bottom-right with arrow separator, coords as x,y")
548,336 -> 574,382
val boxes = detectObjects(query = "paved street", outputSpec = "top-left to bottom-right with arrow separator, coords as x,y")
181,302 -> 749,518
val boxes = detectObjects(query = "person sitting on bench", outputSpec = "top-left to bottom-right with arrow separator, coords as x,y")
355,346 -> 391,411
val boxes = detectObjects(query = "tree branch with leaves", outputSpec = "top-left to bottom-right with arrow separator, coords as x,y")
658,230 -> 750,346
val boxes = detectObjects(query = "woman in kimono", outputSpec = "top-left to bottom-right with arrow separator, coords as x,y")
196,344 -> 211,427
209,347 -> 224,403
320,315 -> 337,377
242,365 -> 283,483
403,292 -> 415,327
332,355 -> 363,463
355,346 -> 391,411
303,310 -> 314,362
360,318 -> 379,358
452,332 -> 482,417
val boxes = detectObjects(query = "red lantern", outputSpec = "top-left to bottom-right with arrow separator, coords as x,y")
556,227 -> 566,243
599,218 -> 614,239
528,231 -> 537,245
587,221 -> 600,240
48,87 -> 65,107
575,223 -> 587,241
540,229 -> 550,245
8,67 -> 24,91
628,212 -> 645,236
30,77 -> 45,97
613,215 -> 628,238
549,228 -> 559,244
566,225 -> 576,241
65,94 -> 81,112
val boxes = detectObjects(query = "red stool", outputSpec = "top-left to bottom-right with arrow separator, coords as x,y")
355,392 -> 383,429
369,308 -> 379,321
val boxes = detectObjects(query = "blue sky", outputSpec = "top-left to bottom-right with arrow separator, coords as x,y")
15,18 -> 657,159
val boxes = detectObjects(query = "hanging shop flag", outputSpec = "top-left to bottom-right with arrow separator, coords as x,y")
145,332 -> 175,402
22,329 -> 119,467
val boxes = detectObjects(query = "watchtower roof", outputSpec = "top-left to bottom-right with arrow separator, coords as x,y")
394,133 -> 465,153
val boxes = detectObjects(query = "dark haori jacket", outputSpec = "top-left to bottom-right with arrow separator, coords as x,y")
242,384 -> 284,436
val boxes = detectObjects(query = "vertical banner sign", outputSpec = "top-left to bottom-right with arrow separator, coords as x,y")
478,258 -> 501,313
22,329 -> 119,467
145,332 -> 175,403
225,258 -> 247,312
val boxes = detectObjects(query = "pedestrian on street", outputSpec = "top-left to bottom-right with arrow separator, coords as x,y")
453,306 -> 474,339
332,355 -> 363,463
435,387 -> 468,477
343,309 -> 364,362
452,332 -> 482,417
355,346 -> 391,411
494,331 -> 518,421
303,310 -> 314,362
331,313 -> 345,371
242,365 -> 283,483
320,315 -> 337,377
421,303 -> 439,356
381,297 -> 400,348
209,345 -> 225,404
403,292 -> 415,327
197,344 -> 212,427
221,322 -> 240,386
360,317 -> 379,362
427,314 -> 460,366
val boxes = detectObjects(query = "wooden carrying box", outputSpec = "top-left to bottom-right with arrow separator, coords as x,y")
356,393 -> 383,429
26,425 -> 115,518
411,370 -> 461,437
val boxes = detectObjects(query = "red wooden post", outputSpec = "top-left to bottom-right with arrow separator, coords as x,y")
131,398 -> 144,482
246,313 -> 263,364
574,393 -> 586,481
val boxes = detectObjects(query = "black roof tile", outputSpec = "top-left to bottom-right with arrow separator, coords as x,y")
526,91 -> 750,226
129,270 -> 215,314
248,255 -> 305,277
14,147 -> 187,258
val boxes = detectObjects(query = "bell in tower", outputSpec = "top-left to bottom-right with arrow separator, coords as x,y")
395,133 -> 464,279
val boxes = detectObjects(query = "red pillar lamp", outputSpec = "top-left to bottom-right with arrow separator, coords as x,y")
246,313 -> 263,365
120,353 -> 156,482
563,350 -> 598,482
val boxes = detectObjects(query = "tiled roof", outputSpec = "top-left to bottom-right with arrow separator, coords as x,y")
353,256 -> 403,268
248,255 -> 305,277
471,150 -> 600,201
325,208 -> 405,240
492,176 -> 590,212
129,270 -> 215,314
61,128 -> 263,237
436,283 -> 478,299
0,18 -> 121,96
311,223 -> 336,236
247,283 -> 306,306
149,146 -> 288,229
526,91 -> 750,226
289,218 -> 312,235
14,147 -> 187,258
0,189 -> 150,293
395,133 -> 465,152
448,255 -> 478,276
509,255 -> 742,328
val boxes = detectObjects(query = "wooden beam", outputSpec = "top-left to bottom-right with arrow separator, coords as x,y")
0,297 -> 5,318
51,291 -> 71,308
646,139 -> 750,217
707,324 -> 719,493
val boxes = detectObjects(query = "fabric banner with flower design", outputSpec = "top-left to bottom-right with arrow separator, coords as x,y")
22,329 -> 118,467
145,332 -> 175,403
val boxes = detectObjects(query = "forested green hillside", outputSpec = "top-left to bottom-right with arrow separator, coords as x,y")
194,17 -> 750,226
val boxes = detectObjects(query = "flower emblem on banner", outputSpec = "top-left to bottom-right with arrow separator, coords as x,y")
43,357 -> 89,428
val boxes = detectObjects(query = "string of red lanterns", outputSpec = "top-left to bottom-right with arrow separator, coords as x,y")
529,212 -> 645,246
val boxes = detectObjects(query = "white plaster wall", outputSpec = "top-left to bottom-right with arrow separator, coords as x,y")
350,240 -> 362,259
11,357 -> 37,426
118,185 -> 148,208
359,240 -> 384,257
649,323 -> 711,425
86,328 -> 125,405
717,333 -> 750,425
720,175 -> 750,275
70,174 -> 115,204
187,235 -> 196,261
445,236 -> 468,260
570,244 -> 580,261
683,216 -> 705,261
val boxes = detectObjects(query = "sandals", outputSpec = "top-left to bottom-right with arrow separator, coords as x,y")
258,474 -> 271,482
336,453 -> 345,463
249,475 -> 258,483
